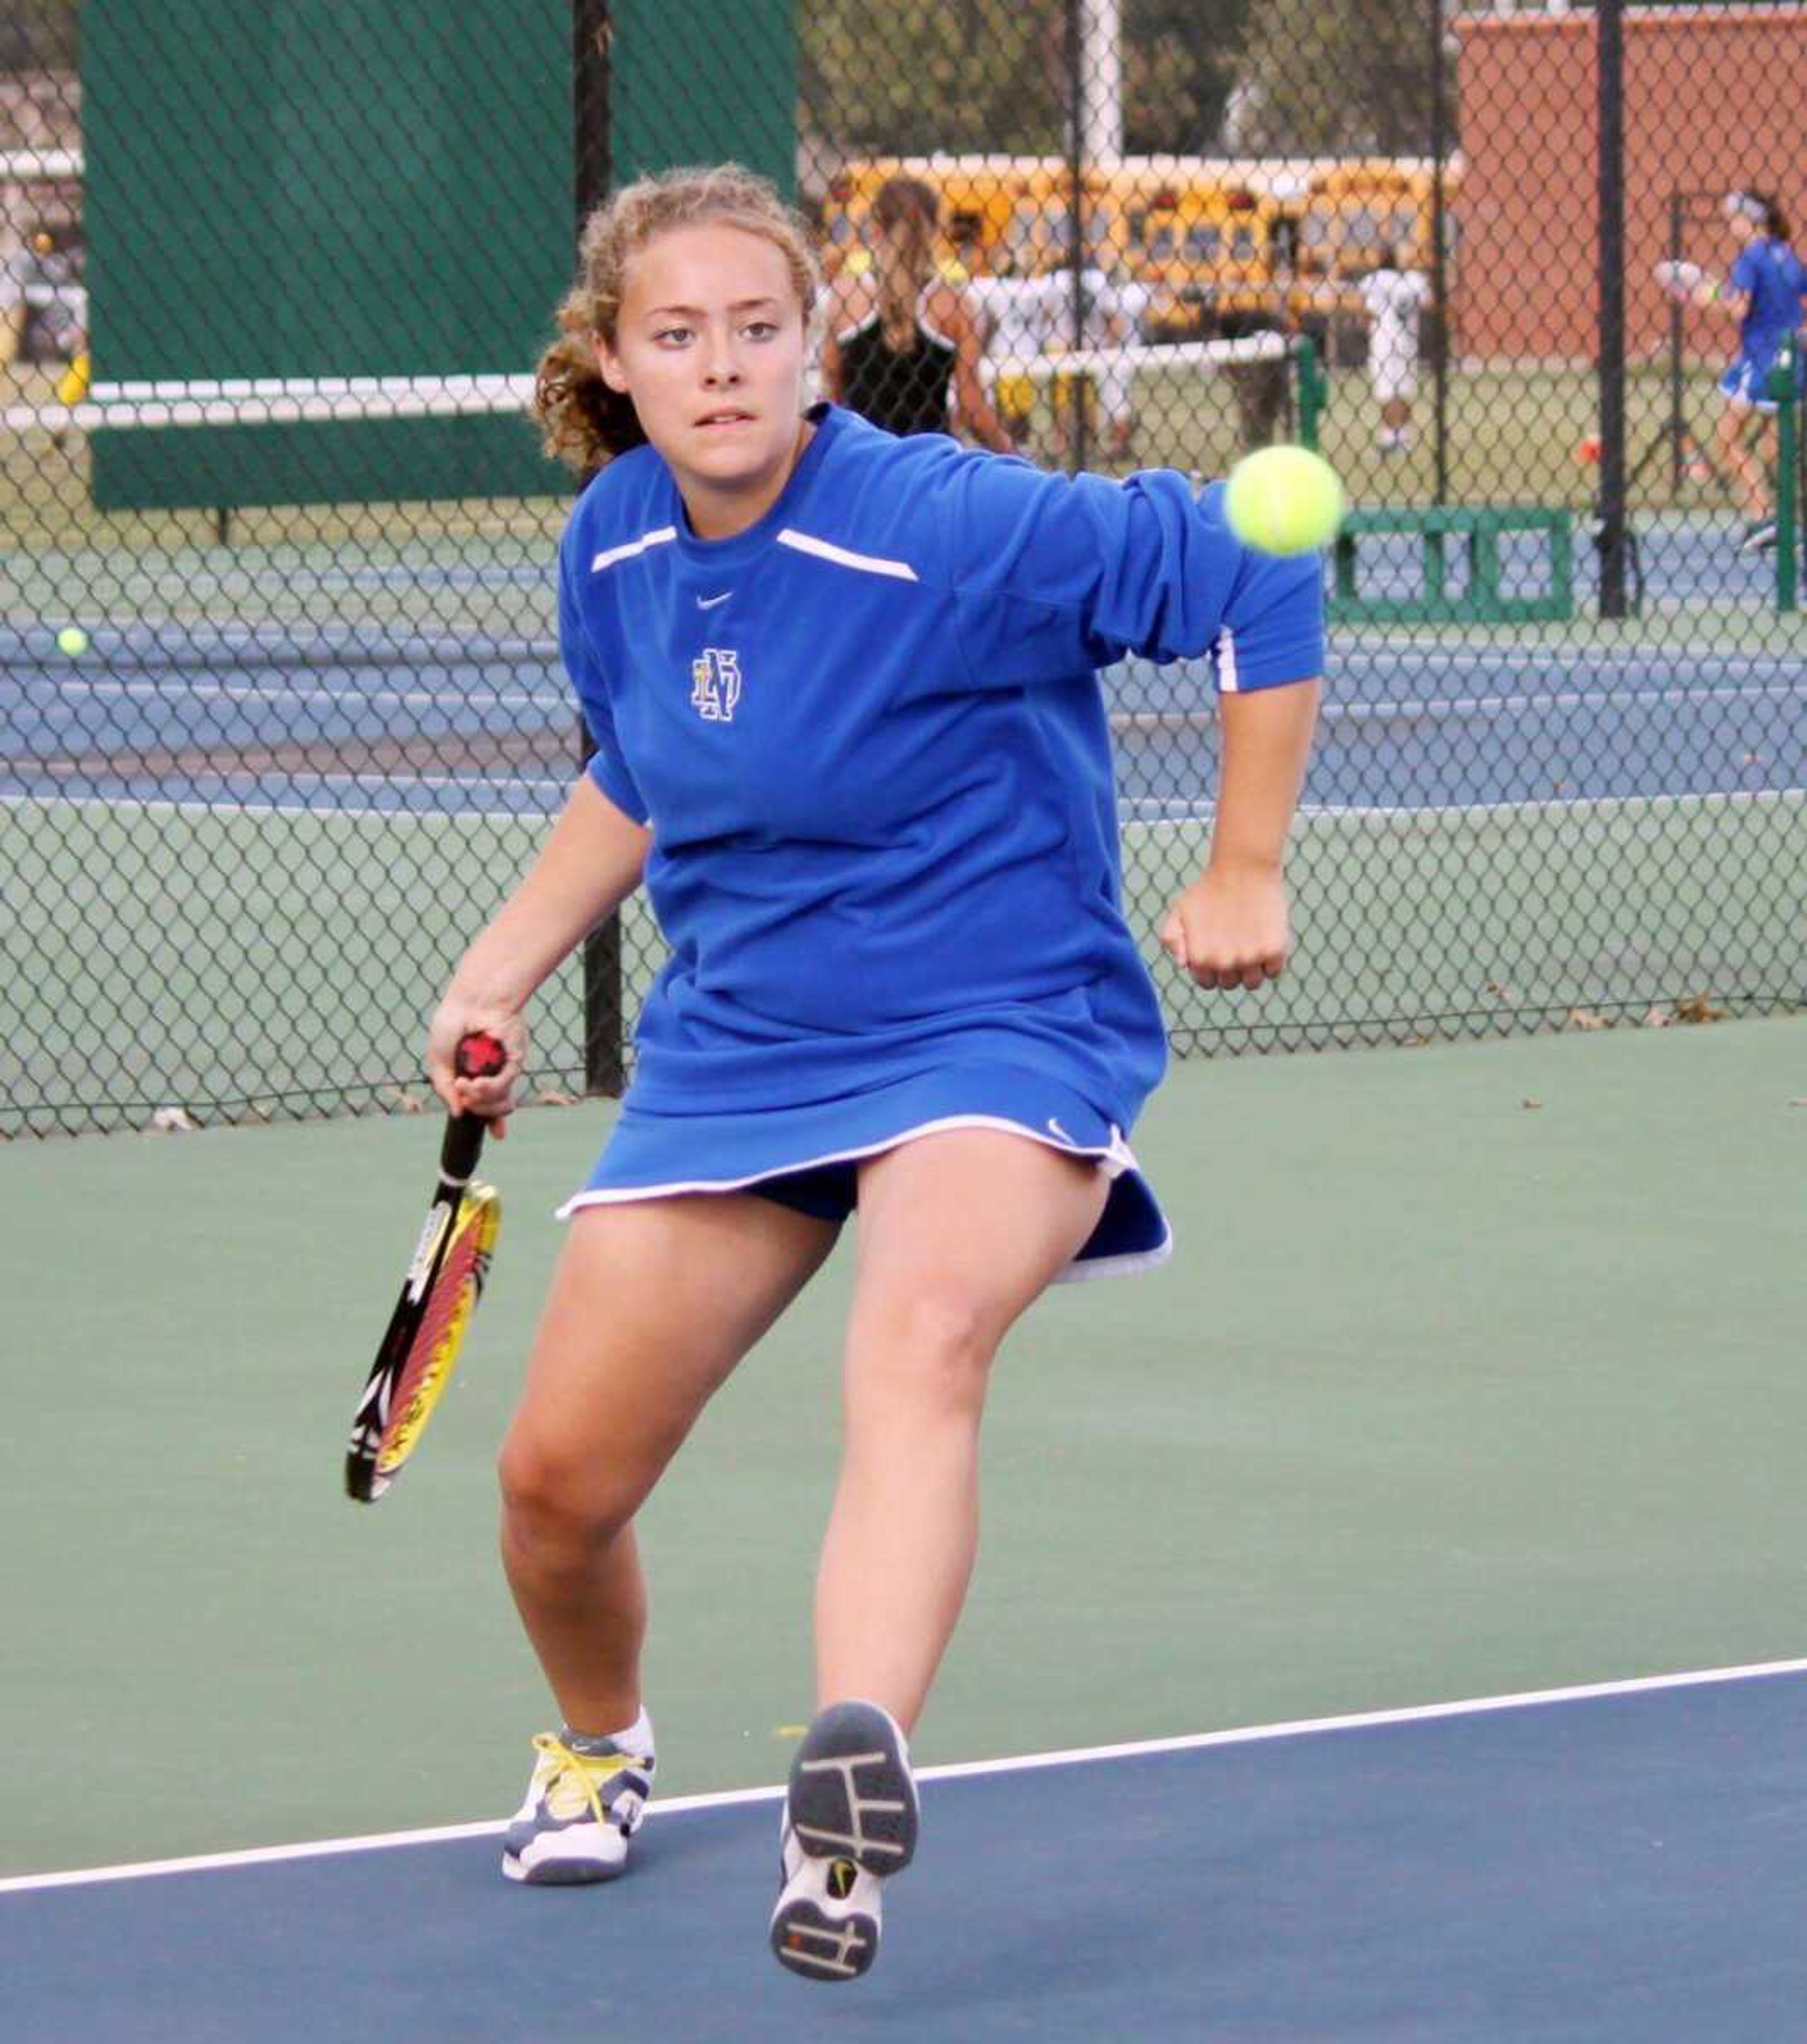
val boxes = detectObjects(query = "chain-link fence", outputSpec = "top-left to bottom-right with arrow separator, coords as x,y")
4,0 -> 1801,1137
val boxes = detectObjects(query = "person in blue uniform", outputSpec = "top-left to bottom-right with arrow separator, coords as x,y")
427,164 -> 1323,1982
1689,190 -> 1807,550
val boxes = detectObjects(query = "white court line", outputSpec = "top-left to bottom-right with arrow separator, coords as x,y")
19,681 -> 1798,733
1325,640 -> 1799,669
6,676 -> 568,714
0,787 -> 568,822
3,1655 -> 1804,1898
7,786 -> 1797,829
1123,786 -> 1801,830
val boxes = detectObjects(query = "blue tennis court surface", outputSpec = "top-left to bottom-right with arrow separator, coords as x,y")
3,626 -> 1802,817
6,1663 -> 1804,2043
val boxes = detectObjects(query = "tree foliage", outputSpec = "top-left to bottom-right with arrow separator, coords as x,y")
0,1 -> 80,75
800,0 -> 1256,162
799,0 -> 1066,157
1225,0 -> 1448,158
1122,0 -> 1252,157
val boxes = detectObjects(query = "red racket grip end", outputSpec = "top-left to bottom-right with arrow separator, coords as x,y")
455,1032 -> 508,1081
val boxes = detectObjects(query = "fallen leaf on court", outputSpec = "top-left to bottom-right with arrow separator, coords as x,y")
1566,1008 -> 1608,1031
1640,1006 -> 1674,1029
1672,993 -> 1727,1025
1521,1097 -> 1543,1110
148,1106 -> 198,1132
534,1088 -> 582,1107
387,1087 -> 425,1114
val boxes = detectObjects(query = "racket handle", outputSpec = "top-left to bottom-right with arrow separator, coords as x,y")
440,1033 -> 508,1180
455,1032 -> 508,1081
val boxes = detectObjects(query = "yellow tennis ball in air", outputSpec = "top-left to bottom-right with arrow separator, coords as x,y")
56,625 -> 89,656
1223,445 -> 1345,555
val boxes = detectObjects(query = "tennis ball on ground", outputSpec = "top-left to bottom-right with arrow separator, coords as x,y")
56,625 -> 89,656
1223,445 -> 1345,555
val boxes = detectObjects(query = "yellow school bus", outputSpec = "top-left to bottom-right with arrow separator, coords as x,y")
1275,157 -> 1460,332
996,163 -> 1128,278
1285,160 -> 1453,286
1113,163 -> 1293,338
992,160 -> 1292,341
818,157 -> 1060,281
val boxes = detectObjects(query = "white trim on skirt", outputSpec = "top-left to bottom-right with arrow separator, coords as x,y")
555,1113 -> 1173,1284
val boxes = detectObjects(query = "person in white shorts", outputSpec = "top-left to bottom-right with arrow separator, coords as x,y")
1358,247 -> 1431,455
964,267 -> 1066,447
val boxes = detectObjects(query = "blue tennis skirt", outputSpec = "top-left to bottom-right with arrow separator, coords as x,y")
557,1060 -> 1171,1284
1720,346 -> 1805,410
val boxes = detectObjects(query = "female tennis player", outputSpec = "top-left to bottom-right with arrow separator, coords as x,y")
1687,190 -> 1807,551
426,163 -> 1323,1982
821,173 -> 1012,449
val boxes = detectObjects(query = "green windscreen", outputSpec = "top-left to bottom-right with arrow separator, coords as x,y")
608,0 -> 797,198
83,0 -> 572,511
82,0 -> 799,513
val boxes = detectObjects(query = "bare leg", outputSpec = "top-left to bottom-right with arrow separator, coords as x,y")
1715,401 -> 1768,519
814,1131 -> 1111,1732
499,1194 -> 839,1734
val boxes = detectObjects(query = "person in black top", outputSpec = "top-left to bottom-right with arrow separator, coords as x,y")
822,176 -> 1010,449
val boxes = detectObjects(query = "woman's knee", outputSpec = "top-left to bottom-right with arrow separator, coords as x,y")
497,1424 -> 647,1550
846,1289 -> 1001,1422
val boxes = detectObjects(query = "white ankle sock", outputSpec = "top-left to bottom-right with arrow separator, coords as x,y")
564,1707 -> 654,1759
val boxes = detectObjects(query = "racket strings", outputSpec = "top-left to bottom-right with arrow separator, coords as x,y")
376,1196 -> 497,1470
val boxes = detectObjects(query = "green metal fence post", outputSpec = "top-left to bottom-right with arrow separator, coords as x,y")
1773,339 -> 1799,615
1295,335 -> 1323,454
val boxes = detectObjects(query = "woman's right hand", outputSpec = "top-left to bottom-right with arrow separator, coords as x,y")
425,995 -> 528,1137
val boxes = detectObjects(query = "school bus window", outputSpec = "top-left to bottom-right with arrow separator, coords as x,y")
1183,224 -> 1221,263
1231,225 -> 1255,262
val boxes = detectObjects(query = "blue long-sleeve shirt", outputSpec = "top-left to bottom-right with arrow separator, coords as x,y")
560,403 -> 1323,1123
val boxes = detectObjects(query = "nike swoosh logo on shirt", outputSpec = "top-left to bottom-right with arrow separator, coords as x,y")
697,591 -> 731,609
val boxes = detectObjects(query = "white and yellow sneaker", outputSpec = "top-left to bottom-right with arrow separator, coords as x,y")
769,1700 -> 919,1981
501,1730 -> 655,1886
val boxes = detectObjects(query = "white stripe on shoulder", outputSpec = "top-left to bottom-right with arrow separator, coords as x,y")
836,313 -> 879,346
776,528 -> 919,582
1216,625 -> 1240,693
591,526 -> 677,574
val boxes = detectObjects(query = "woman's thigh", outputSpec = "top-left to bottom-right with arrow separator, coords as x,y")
846,1130 -> 1111,1379
504,1193 -> 840,1512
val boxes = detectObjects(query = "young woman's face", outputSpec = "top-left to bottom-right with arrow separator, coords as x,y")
600,223 -> 808,511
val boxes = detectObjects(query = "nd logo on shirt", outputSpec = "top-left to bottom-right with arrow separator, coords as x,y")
691,647 -> 742,723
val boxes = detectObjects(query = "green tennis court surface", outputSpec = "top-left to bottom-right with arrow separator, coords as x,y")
3,1014 -> 1800,1880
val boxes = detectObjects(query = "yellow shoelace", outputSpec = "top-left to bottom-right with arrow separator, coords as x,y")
530,1732 -> 643,1826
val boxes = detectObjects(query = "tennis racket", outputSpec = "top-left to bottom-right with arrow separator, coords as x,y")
344,1031 -> 508,1503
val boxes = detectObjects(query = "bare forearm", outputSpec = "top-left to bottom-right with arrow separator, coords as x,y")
955,367 -> 1011,452
1207,679 -> 1321,873
450,773 -> 649,1009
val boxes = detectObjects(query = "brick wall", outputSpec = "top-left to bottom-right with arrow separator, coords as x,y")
1454,7 -> 1806,361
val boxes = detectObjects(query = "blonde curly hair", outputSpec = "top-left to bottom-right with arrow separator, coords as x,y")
534,163 -> 820,473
